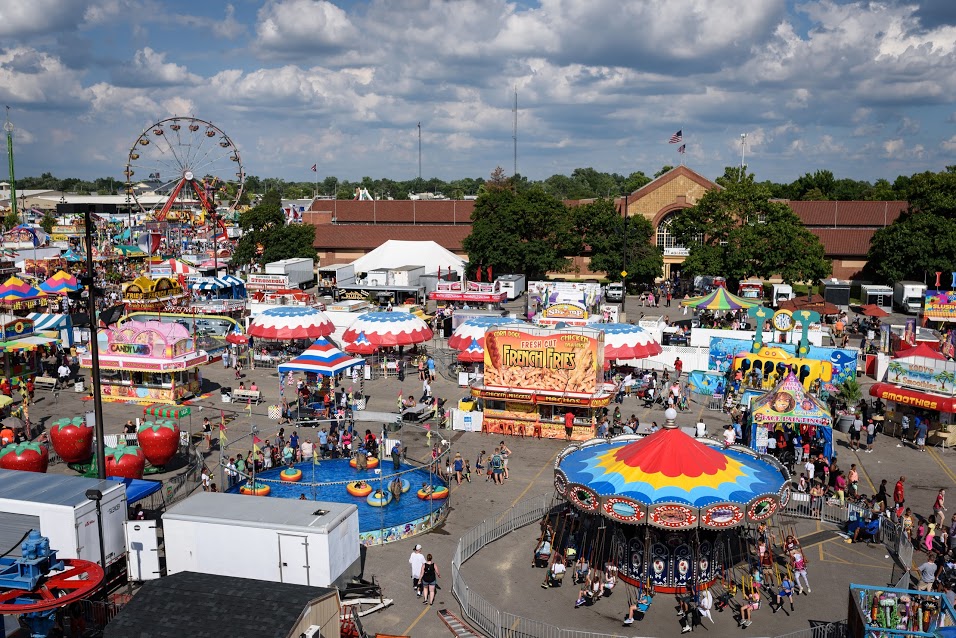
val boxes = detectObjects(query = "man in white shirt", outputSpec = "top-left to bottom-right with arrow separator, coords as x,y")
409,545 -> 427,595
723,425 -> 735,447
201,469 -> 211,491
804,458 -> 815,482
57,363 -> 71,387
300,439 -> 314,462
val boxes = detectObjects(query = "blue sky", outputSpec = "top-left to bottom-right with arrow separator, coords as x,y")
2,0 -> 956,187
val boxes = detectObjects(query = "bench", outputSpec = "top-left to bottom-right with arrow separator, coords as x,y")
35,376 -> 58,392
232,389 -> 262,404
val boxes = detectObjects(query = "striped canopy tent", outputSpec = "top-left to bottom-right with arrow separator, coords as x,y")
154,259 -> 198,275
39,270 -> 81,295
342,312 -> 433,348
277,337 -> 364,376
447,316 -> 525,351
248,306 -> 334,340
601,323 -> 663,361
191,275 -> 246,293
680,288 -> 760,311
0,276 -> 47,308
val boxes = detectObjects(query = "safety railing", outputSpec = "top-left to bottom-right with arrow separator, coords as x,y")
452,494 -> 846,638
779,492 -> 868,525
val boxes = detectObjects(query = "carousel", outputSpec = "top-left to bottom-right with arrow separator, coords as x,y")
552,409 -> 789,593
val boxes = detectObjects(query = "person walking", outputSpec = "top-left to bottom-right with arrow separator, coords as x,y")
935,489 -> 947,520
916,417 -> 929,452
850,416 -> 863,451
453,452 -> 464,486
408,544 -> 426,596
419,553 -> 440,605
917,554 -> 938,591
865,419 -> 876,453
491,448 -> 504,485
895,476 -> 906,512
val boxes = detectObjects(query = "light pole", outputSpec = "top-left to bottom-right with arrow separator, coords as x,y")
4,108 -> 17,223
84,489 -> 108,583
739,133 -> 747,180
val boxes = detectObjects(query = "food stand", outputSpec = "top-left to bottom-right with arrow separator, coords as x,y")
123,275 -> 188,312
0,277 -> 49,314
80,320 -> 208,404
470,325 -> 615,439
427,280 -> 507,306
0,316 -> 57,390
869,344 -> 956,445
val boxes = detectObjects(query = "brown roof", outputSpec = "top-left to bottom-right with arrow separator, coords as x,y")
626,165 -> 719,200
808,228 -> 876,257
309,199 -> 475,224
313,224 -> 471,252
785,200 -> 907,227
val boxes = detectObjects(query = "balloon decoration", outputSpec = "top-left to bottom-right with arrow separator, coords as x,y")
104,442 -> 146,479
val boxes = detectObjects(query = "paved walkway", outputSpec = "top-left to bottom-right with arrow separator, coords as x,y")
28,293 -> 956,638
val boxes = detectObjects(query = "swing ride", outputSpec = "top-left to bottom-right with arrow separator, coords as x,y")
551,408 -> 790,594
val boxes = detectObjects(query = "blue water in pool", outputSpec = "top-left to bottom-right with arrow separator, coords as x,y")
229,459 -> 447,532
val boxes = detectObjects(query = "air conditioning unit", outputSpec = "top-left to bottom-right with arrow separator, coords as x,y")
300,626 -> 321,638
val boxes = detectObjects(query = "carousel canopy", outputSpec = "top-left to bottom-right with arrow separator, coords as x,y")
750,372 -> 832,427
277,337 -> 364,376
342,312 -> 433,348
447,316 -> 525,351
555,420 -> 788,530
680,288 -> 760,311
39,270 -> 81,295
247,306 -> 334,340
0,276 -> 46,301
601,323 -> 663,361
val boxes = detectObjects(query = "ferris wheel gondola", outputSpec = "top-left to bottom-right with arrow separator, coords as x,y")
125,117 -> 244,222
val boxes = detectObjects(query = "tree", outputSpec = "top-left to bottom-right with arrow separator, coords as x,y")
2,210 -> 18,231
570,199 -> 662,285
669,168 -> 830,284
232,191 -> 316,267
463,171 -> 575,279
39,210 -> 56,233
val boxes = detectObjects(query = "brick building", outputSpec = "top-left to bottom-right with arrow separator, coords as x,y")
307,166 -> 906,280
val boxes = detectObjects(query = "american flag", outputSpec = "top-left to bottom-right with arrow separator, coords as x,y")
678,144 -> 686,154
669,130 -> 683,144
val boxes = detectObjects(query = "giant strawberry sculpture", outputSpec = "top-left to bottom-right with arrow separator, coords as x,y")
49,417 -> 93,463
0,441 -> 49,473
137,420 -> 180,467
104,442 -> 146,479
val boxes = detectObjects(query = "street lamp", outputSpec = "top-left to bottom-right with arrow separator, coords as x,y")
84,488 -> 108,580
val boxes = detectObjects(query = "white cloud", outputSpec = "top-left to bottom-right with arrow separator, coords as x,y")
87,83 -> 161,117
161,97 -> 196,117
0,47 -> 90,107
173,4 -> 245,39
942,135 -> 956,152
255,0 -> 358,56
0,0 -> 88,37
113,48 -> 202,88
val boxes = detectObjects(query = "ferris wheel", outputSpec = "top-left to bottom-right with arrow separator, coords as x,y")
124,117 -> 244,220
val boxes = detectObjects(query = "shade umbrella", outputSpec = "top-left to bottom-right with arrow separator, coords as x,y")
457,337 -> 485,363
1,416 -> 23,430
225,332 -> 249,345
342,312 -> 433,348
777,294 -> 838,316
448,316 -> 525,351
600,323 -> 663,361
277,337 -> 364,376
343,332 -> 378,355
859,304 -> 889,318
247,306 -> 334,340
680,288 -> 760,311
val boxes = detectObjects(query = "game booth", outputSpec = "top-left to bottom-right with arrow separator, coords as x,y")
469,325 -> 616,440
0,315 -> 58,391
80,320 -> 209,404
750,372 -> 834,460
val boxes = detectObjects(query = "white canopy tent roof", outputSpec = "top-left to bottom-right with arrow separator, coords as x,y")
349,240 -> 465,277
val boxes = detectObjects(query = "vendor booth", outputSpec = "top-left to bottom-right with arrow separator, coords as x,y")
428,280 -> 507,305
80,320 -> 208,404
470,325 -> 615,439
750,372 -> 833,459
870,343 -> 956,445
123,276 -> 187,312
0,276 -> 49,314
0,315 -> 57,390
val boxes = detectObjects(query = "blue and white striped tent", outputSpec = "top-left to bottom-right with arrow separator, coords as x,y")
191,275 -> 246,298
26,312 -> 73,346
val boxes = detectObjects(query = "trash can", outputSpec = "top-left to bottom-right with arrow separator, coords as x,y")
74,377 -> 85,393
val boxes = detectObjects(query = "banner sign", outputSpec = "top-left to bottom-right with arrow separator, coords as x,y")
483,327 -> 603,395
888,355 -> 956,396
925,291 -> 956,321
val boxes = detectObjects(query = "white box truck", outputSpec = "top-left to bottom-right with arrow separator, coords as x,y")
496,275 -> 526,300
265,258 -> 315,289
894,281 -> 927,314
0,470 -> 128,568
163,492 -> 361,588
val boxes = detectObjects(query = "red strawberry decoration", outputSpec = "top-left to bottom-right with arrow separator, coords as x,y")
104,442 -> 146,479
49,417 -> 93,463
0,441 -> 49,473
137,420 -> 180,467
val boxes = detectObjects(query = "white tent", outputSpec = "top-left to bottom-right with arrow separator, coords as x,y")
349,240 -> 465,277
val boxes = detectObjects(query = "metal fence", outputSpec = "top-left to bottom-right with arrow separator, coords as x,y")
452,495 -> 847,638
779,492 -> 868,525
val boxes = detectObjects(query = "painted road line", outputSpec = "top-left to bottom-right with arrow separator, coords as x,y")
403,603 -> 432,636
927,447 -> 956,485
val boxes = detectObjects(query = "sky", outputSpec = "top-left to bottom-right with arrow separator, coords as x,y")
2,0 -> 956,188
